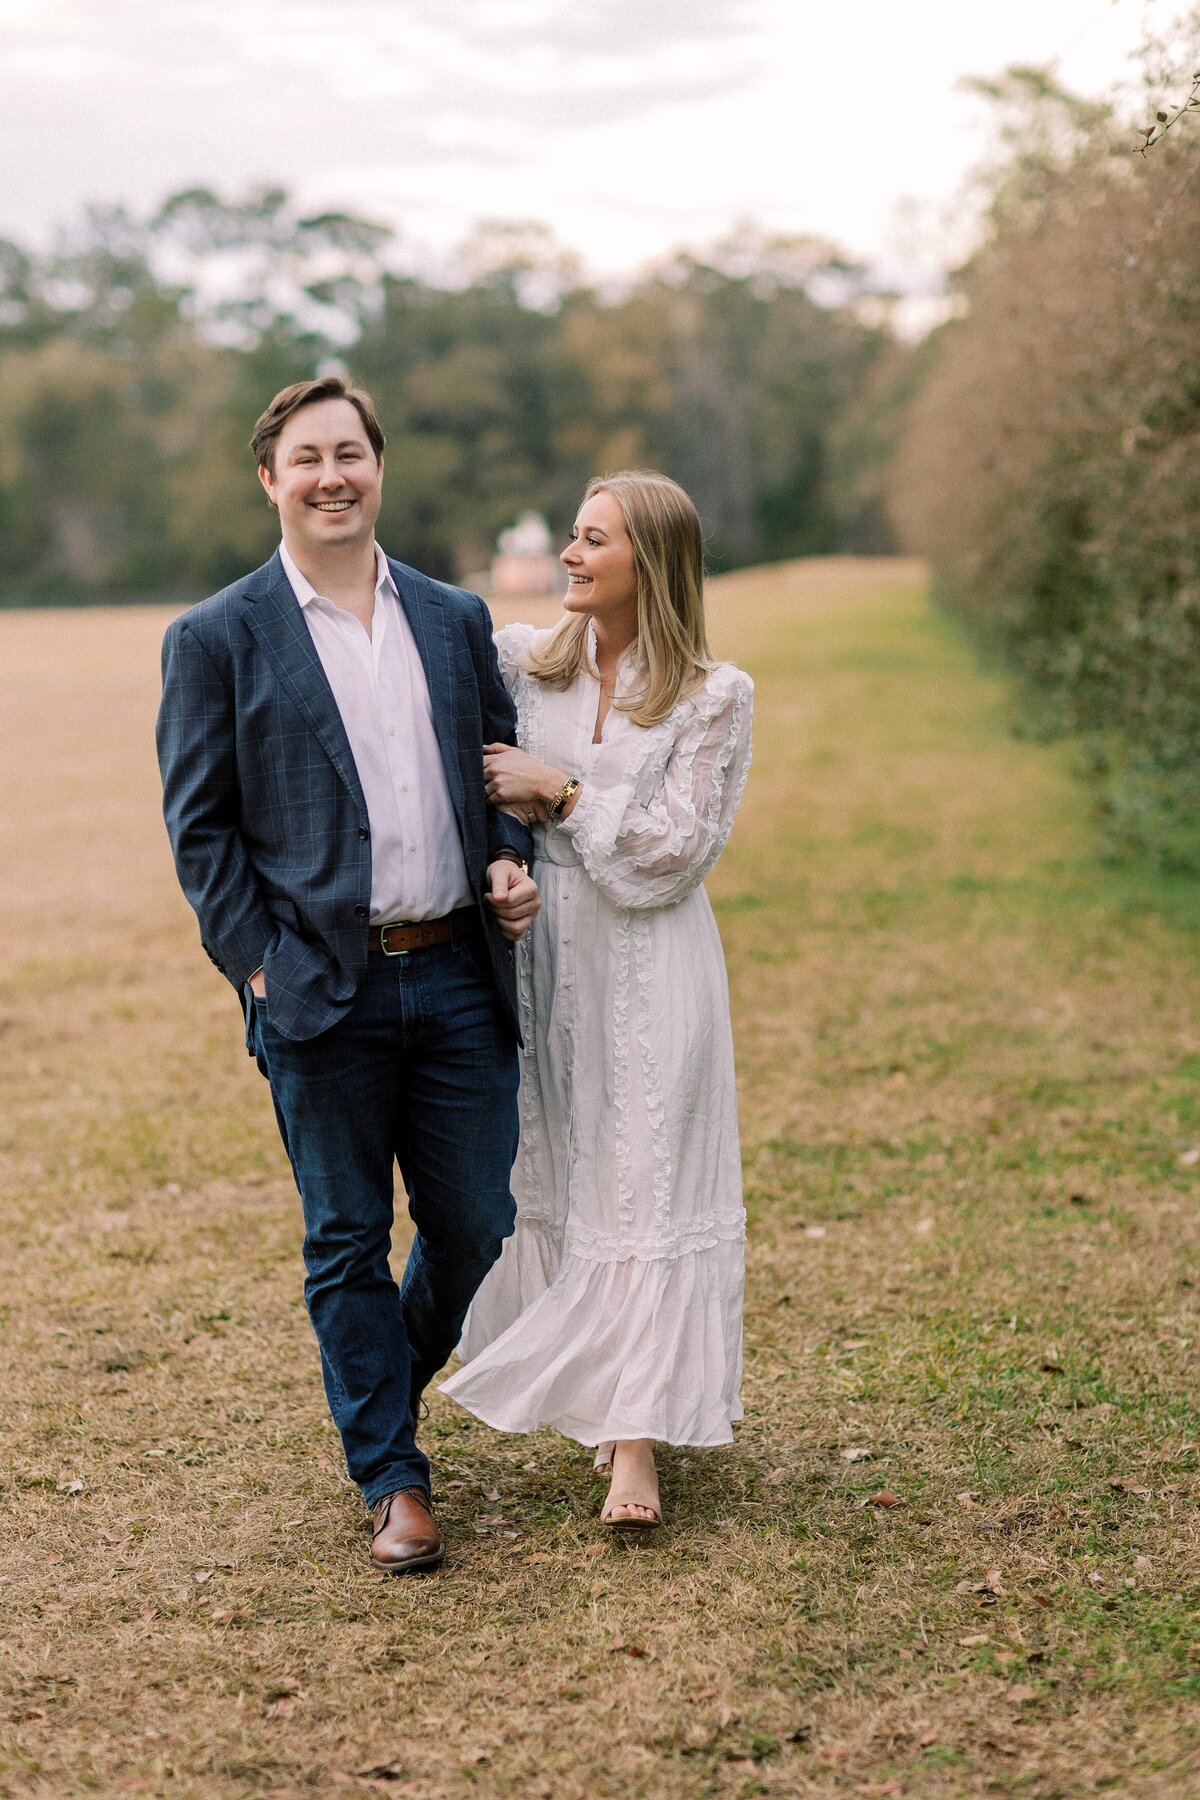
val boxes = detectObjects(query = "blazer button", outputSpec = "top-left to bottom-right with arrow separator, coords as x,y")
358,826 -> 369,840
354,904 -> 367,918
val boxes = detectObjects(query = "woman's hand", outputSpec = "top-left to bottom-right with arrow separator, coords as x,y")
483,744 -> 568,823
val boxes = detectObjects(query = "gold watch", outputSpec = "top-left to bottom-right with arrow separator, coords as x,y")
546,776 -> 581,822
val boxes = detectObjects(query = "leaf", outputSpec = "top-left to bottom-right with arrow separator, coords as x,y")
764,1466 -> 787,1484
842,1447 -> 872,1463
918,1729 -> 939,1748
1004,1684 -> 1036,1704
525,1552 -> 554,1565
804,1224 -> 827,1239
210,1608 -> 252,1624
609,1641 -> 650,1658
1178,1148 -> 1200,1167
192,1569 -> 214,1584
959,1633 -> 990,1646
915,1216 -> 934,1234
866,1489 -> 903,1508
1157,110 -> 1170,121
57,1479 -> 84,1496
957,1491 -> 977,1507
583,1541 -> 609,1559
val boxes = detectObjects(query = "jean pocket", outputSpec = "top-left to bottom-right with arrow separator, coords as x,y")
455,930 -> 493,985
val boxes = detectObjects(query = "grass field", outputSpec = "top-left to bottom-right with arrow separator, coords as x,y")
2,558 -> 1199,1800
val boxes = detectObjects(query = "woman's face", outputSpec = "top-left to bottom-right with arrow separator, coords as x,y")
560,490 -> 638,626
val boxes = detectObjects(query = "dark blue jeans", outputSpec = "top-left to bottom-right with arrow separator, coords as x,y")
252,932 -> 519,1508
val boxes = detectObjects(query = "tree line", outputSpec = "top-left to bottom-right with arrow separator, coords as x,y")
891,36 -> 1200,871
0,191 -> 904,602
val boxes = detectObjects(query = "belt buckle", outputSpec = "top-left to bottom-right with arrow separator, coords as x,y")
379,922 -> 408,957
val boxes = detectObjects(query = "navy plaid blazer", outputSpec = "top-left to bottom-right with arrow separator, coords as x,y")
156,548 -> 533,1044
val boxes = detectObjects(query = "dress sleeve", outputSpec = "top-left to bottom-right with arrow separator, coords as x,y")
556,666 -> 753,910
492,622 -> 540,694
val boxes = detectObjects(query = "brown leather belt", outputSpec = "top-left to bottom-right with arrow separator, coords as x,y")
368,906 -> 478,956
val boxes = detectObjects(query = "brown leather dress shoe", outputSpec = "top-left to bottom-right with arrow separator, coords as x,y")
370,1487 -> 445,1574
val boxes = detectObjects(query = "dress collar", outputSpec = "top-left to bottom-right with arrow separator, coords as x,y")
585,622 -> 638,690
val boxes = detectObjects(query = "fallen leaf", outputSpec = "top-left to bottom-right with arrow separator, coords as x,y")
1178,1148 -> 1200,1167
140,1607 -> 159,1623
583,1541 -> 609,1559
210,1608 -> 252,1624
1029,1592 -> 1052,1610
1004,1684 -> 1036,1705
865,1489 -> 903,1508
861,1783 -> 902,1798
842,1447 -> 872,1463
12,1708 -> 47,1723
57,1480 -> 84,1496
957,1491 -> 977,1508
918,1730 -> 939,1748
525,1552 -> 554,1565
192,1570 -> 214,1585
726,1758 -> 758,1775
915,1216 -> 934,1233
483,1488 -> 500,1502
100,1530 -> 126,1544
265,1677 -> 301,1700
609,1641 -> 650,1658
842,1339 -> 868,1351
804,1224 -> 827,1239
959,1634 -> 990,1647
764,1467 -> 787,1485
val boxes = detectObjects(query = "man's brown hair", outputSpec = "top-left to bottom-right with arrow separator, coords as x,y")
250,376 -> 386,475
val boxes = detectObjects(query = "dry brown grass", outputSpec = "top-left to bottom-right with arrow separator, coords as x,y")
2,559 -> 1199,1799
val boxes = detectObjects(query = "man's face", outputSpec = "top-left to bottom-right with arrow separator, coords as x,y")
258,397 -> 383,559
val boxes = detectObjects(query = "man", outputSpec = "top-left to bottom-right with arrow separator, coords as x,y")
157,376 -> 538,1574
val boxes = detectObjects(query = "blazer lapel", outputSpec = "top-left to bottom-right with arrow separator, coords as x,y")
243,552 -> 368,814
389,560 -> 467,827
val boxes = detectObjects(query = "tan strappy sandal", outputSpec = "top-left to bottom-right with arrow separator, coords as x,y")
596,1441 -> 662,1530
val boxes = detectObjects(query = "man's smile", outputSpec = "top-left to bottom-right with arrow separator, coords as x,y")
312,499 -> 356,512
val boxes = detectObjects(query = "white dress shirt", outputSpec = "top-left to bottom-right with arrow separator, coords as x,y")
279,540 -> 472,924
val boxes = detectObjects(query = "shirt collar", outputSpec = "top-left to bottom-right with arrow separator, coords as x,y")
279,539 -> 396,609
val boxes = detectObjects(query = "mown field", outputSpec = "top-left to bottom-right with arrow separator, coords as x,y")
2,558 -> 1199,1800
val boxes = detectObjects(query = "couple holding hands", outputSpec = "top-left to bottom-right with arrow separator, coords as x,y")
157,375 -> 753,1572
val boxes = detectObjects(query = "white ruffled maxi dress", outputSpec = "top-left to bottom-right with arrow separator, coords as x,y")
440,623 -> 753,1448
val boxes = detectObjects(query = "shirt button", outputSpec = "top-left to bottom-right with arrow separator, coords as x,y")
354,904 -> 367,918
400,782 -> 409,793
408,843 -> 416,853
388,726 -> 396,737
358,826 -> 369,840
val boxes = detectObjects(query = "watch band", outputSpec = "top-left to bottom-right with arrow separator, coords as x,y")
547,776 -> 582,822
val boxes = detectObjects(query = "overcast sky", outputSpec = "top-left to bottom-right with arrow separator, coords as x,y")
3,0 -> 1186,281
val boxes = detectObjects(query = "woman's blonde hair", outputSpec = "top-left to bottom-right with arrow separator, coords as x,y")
525,470 -> 714,727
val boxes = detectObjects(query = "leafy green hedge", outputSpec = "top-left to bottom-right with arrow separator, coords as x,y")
892,69 -> 1200,868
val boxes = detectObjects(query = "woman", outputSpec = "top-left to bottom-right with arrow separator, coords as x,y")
440,471 -> 752,1528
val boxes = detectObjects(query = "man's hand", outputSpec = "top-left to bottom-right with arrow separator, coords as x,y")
248,967 -> 266,999
486,859 -> 540,942
484,743 -> 566,823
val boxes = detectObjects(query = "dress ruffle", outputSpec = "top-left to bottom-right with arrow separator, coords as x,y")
441,1228 -> 744,1447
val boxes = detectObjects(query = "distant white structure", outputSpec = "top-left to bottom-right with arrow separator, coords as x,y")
491,511 -> 561,597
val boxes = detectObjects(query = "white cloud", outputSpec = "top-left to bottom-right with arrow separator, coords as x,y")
0,0 -> 1184,280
